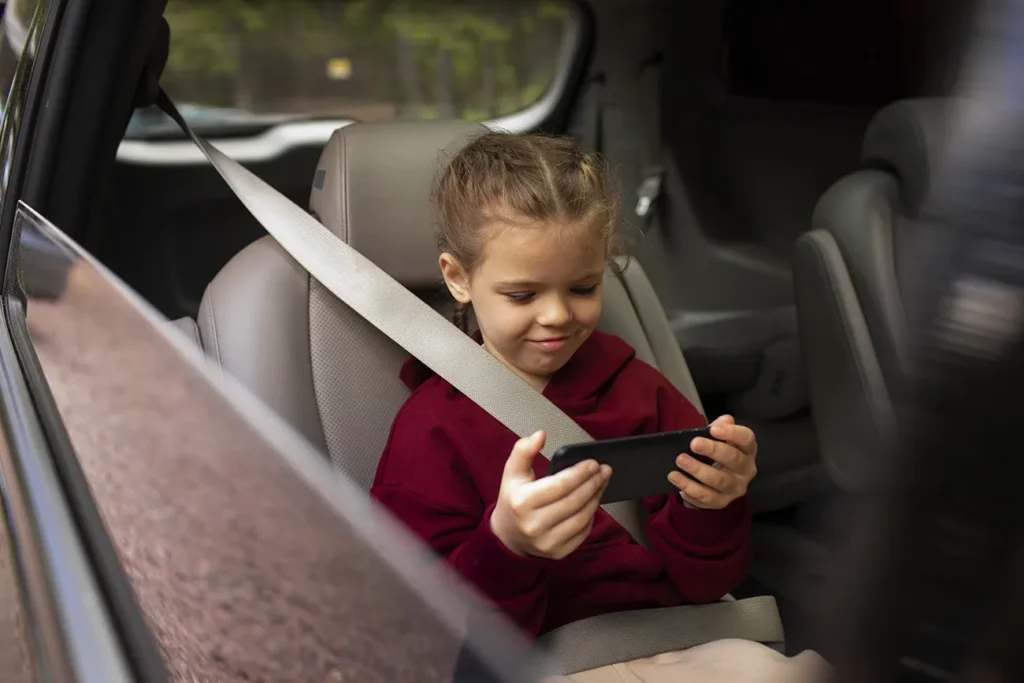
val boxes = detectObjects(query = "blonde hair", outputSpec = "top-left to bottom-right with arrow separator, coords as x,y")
433,131 -> 627,331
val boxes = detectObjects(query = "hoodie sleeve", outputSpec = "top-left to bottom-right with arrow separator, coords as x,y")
641,378 -> 753,603
371,400 -> 552,636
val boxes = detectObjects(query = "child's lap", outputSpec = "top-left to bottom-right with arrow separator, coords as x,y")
543,639 -> 831,683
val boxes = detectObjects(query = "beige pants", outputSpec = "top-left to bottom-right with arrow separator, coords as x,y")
544,639 -> 832,683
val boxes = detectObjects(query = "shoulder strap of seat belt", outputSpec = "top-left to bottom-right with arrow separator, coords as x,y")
155,89 -> 785,659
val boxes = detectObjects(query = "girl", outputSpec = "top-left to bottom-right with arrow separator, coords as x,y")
371,132 -> 827,682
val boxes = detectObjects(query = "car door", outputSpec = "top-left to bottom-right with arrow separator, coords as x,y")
0,2 -> 547,682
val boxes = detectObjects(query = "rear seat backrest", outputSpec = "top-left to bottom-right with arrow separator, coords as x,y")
794,98 -> 954,489
196,120 -> 703,495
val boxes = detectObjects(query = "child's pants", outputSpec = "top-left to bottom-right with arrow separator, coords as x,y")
543,639 -> 832,683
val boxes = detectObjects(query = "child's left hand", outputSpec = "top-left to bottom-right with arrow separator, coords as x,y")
668,415 -> 758,510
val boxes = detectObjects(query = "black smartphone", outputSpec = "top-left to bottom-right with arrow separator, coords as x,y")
544,427 -> 718,504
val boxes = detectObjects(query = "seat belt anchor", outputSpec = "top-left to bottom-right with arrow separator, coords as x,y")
634,166 -> 664,227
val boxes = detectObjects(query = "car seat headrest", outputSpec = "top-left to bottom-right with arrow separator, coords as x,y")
309,119 -> 488,287
861,98 -> 955,216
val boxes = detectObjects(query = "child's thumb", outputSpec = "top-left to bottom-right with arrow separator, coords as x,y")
504,431 -> 546,480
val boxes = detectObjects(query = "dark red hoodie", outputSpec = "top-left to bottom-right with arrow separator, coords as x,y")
371,331 -> 752,637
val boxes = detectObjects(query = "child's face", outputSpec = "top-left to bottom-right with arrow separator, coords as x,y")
440,220 -> 606,391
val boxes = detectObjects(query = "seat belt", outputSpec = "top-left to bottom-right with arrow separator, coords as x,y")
155,89 -> 784,662
540,598 -> 784,675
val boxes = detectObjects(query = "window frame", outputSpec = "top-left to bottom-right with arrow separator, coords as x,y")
116,0 -> 595,166
0,1 -> 172,682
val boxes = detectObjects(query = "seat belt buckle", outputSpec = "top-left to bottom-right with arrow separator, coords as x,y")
634,166 -> 664,225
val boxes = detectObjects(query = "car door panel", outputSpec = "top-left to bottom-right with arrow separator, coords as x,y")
15,201 -> 545,683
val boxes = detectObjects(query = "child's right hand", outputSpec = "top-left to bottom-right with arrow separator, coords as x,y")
490,431 -> 611,559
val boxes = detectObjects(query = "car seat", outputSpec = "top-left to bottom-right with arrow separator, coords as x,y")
189,119 -> 709,510
184,118 -> 817,518
793,98 -> 952,490
164,118 -> 805,669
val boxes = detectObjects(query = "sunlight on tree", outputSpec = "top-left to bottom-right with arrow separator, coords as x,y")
160,0 -> 572,122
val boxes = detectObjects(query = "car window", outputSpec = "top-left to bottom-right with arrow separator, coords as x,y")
126,0 -> 579,139
0,0 -> 46,210
0,485 -> 35,683
0,0 -> 43,110
9,204 -> 547,683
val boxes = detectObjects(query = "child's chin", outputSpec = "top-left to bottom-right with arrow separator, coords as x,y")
523,353 -> 572,377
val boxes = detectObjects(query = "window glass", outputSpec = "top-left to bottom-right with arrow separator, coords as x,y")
0,0 -> 46,211
13,206 -> 545,683
126,0 -> 576,139
0,506 -> 36,683
0,0 -> 42,111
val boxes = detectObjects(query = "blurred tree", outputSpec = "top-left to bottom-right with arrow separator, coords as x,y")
159,0 -> 571,121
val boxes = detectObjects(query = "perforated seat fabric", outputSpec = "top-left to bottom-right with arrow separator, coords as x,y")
794,98 -> 954,490
195,120 -> 703,501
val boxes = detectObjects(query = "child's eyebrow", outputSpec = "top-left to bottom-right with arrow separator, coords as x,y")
576,270 -> 606,281
494,280 -> 542,289
494,272 -> 604,289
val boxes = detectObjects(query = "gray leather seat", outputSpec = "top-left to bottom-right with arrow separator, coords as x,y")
793,98 -> 950,490
189,119 -> 703,536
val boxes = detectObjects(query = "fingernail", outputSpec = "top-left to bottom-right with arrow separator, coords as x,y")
600,464 -> 612,477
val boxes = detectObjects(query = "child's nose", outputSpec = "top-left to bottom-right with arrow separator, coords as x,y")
537,296 -> 573,327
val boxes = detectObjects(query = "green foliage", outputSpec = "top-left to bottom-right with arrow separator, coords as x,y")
160,0 -> 571,120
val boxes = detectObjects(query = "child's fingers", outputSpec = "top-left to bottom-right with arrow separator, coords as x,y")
520,459 -> 601,510
711,414 -> 736,428
668,470 -> 730,509
529,465 -> 610,532
690,436 -> 746,472
675,453 -> 731,493
503,431 -> 546,480
709,419 -> 757,456
537,485 -> 605,556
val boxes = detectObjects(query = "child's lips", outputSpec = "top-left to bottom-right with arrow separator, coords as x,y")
528,336 -> 570,351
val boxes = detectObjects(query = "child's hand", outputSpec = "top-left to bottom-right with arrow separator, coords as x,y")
668,415 -> 758,510
490,431 -> 611,559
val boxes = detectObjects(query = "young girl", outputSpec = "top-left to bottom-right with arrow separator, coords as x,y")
371,133 -> 827,681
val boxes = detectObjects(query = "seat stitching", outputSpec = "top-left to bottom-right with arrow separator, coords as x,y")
204,280 -> 224,376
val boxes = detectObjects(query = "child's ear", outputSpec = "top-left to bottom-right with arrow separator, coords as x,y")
439,253 -> 472,304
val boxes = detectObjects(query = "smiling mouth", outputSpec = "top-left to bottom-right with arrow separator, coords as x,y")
528,336 -> 571,351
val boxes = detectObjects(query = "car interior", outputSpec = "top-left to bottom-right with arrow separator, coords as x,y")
0,0 -> 975,668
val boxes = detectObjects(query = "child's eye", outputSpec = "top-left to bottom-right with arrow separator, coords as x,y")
571,285 -> 599,297
504,292 -> 535,304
